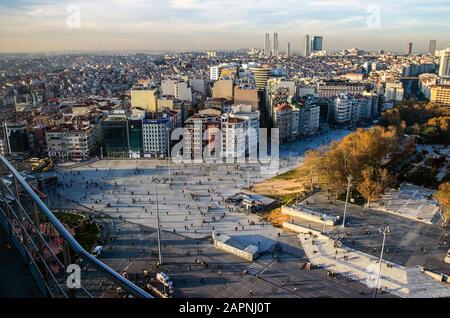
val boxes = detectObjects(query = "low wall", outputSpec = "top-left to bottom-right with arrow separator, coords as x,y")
282,222 -> 327,239
282,206 -> 335,226
424,270 -> 450,284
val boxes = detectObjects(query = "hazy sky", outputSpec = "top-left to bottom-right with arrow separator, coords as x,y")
0,0 -> 449,53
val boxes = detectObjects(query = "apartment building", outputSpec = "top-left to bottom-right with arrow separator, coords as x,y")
317,80 -> 369,98
298,103 -> 320,136
46,125 -> 96,160
273,103 -> 294,144
333,94 -> 353,124
385,82 -> 404,102
430,85 -> 450,106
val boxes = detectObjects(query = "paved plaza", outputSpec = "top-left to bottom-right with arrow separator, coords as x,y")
81,215 -> 391,298
47,129 -> 352,256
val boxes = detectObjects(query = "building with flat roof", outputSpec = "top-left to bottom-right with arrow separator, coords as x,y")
101,114 -> 129,157
46,125 -> 96,160
317,80 -> 369,98
142,114 -> 171,158
430,85 -> 450,106
131,85 -> 159,112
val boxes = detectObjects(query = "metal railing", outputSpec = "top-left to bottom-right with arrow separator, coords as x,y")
0,154 -> 152,298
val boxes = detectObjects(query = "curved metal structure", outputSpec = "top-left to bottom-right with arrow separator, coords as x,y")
0,155 -> 152,298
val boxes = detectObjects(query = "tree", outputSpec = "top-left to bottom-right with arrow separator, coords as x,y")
435,182 -> 450,224
358,167 -> 382,208
357,167 -> 394,208
298,126 -> 399,198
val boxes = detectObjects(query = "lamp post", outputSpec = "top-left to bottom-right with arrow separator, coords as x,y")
374,224 -> 390,298
342,174 -> 353,228
155,184 -> 163,265
166,126 -> 171,185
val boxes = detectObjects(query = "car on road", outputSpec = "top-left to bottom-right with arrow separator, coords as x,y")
156,272 -> 173,288
91,245 -> 103,258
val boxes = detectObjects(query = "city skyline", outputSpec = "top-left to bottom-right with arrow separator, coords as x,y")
0,0 -> 450,53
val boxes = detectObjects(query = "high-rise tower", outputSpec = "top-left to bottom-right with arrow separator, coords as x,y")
273,33 -> 279,57
429,40 -> 437,55
264,33 -> 271,57
304,35 -> 310,56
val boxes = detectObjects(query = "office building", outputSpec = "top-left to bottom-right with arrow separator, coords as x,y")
128,114 -> 144,158
406,42 -> 413,55
101,114 -> 130,157
142,114 -> 171,158
304,35 -> 310,56
429,40 -> 437,55
264,33 -> 271,57
312,36 -> 323,52
273,33 -> 279,57
3,121 -> 30,157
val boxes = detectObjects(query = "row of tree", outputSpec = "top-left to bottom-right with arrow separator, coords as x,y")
298,126 -> 399,205
381,102 -> 450,144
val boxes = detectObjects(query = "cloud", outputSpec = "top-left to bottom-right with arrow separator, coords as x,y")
0,0 -> 449,52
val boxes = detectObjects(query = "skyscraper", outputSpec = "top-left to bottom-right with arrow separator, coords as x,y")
287,42 -> 291,57
312,36 -> 323,52
264,33 -> 271,57
406,42 -> 413,55
304,35 -> 310,56
438,48 -> 450,80
429,40 -> 437,55
273,32 -> 279,57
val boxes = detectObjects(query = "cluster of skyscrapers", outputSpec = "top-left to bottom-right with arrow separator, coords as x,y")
304,35 -> 323,56
263,33 -> 323,57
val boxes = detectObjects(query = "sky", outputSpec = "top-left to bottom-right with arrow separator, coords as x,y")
0,0 -> 449,53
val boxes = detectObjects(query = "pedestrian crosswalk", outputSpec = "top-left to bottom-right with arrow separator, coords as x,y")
246,262 -> 264,275
257,253 -> 274,265
246,253 -> 275,275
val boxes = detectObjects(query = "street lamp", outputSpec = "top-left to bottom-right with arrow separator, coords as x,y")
342,174 -> 353,229
166,126 -> 171,185
155,184 -> 163,265
374,224 -> 390,298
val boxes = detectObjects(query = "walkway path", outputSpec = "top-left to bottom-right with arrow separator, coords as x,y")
299,233 -> 450,298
